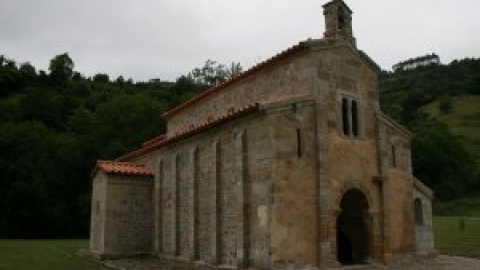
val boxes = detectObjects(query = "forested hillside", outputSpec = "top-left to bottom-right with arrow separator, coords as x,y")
0,54 -> 237,238
0,53 -> 478,238
380,58 -> 480,201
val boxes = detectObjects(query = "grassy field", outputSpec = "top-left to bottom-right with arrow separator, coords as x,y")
0,240 -> 103,270
434,216 -> 480,258
0,220 -> 479,270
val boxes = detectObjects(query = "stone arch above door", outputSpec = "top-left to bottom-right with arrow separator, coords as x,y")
332,181 -> 375,211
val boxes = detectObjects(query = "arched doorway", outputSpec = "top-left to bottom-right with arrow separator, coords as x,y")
336,188 -> 370,265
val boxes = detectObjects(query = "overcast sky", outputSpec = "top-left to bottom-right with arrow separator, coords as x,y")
1,0 -> 479,82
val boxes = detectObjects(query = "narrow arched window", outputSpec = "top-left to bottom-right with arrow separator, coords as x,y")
341,97 -> 360,138
351,100 -> 358,137
391,145 -> 397,168
414,198 -> 424,226
342,98 -> 350,136
337,7 -> 345,31
296,128 -> 303,157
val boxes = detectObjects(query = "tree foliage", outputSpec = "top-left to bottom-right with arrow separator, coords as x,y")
0,56 -> 236,238
49,53 -> 74,84
380,58 -> 480,200
1,52 -> 478,238
188,59 -> 242,87
410,118 -> 476,199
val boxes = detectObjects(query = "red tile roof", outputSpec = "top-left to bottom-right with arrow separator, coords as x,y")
161,36 -> 381,120
116,102 -> 260,162
115,38 -> 381,162
162,42 -> 306,120
94,160 -> 154,176
141,134 -> 166,148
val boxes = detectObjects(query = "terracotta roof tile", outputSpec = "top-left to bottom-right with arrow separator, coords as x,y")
116,102 -> 260,162
141,134 -> 166,148
94,160 -> 154,176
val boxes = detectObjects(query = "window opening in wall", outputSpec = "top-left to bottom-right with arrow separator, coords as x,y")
297,128 -> 302,157
338,7 -> 345,31
391,145 -> 397,168
351,100 -> 359,137
292,103 -> 298,113
341,97 -> 360,138
342,98 -> 350,136
414,198 -> 424,226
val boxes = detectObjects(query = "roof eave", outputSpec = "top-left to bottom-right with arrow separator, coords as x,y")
162,43 -> 307,120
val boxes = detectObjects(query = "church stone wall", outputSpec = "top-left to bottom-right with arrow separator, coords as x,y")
90,172 -> 107,254
143,112 -> 276,269
413,180 -> 435,256
102,175 -> 154,257
379,118 -> 415,262
90,1 -> 435,267
268,100 -> 319,265
165,53 -> 315,136
383,170 -> 414,262
310,45 -> 383,266
120,43 -> 423,267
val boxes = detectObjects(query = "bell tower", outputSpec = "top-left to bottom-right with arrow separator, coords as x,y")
323,0 -> 356,46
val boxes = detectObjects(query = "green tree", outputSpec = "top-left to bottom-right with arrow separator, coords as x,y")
18,90 -> 62,128
0,64 -> 20,96
411,119 -> 476,199
0,121 -> 89,238
19,62 -> 36,84
92,94 -> 166,158
49,53 -> 74,85
115,75 -> 125,84
189,60 -> 242,87
93,73 -> 109,83
72,71 -> 83,81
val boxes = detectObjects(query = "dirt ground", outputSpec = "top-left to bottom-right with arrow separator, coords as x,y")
86,254 -> 480,270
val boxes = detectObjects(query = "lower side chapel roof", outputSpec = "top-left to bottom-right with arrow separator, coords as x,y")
93,160 -> 154,177
116,102 -> 261,162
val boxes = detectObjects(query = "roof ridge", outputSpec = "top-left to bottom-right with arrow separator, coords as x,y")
162,42 -> 306,119
98,160 -> 145,167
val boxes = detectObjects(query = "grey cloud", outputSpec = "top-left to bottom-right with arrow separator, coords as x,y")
1,0 -> 479,81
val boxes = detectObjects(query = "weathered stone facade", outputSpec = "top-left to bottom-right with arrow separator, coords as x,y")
90,169 -> 154,259
90,0 -> 435,268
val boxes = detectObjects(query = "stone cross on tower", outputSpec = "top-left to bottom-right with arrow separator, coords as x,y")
323,0 -> 356,46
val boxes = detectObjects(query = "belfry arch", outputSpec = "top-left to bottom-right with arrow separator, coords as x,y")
336,188 -> 371,265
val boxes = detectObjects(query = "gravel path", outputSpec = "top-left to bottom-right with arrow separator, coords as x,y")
91,255 -> 480,270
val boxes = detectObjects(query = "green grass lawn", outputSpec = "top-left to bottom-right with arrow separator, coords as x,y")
1,222 -> 480,270
434,216 -> 480,258
0,240 -> 104,270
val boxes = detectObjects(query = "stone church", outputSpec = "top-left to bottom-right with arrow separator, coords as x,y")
90,0 -> 435,268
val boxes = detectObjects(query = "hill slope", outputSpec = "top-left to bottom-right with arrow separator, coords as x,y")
379,58 -> 480,199
422,95 -> 480,167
